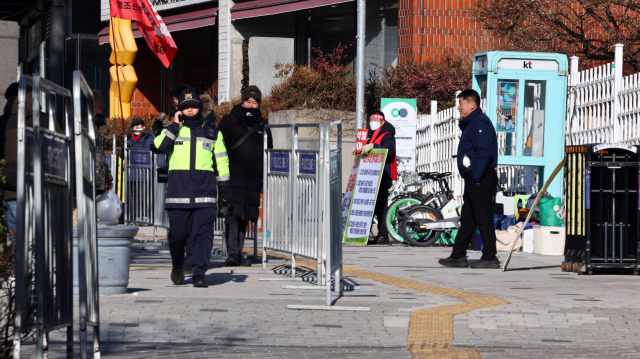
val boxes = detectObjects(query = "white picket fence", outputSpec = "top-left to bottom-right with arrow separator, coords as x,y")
416,43 -> 639,202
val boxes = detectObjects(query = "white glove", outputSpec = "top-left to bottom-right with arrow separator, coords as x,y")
463,155 -> 471,168
361,143 -> 374,155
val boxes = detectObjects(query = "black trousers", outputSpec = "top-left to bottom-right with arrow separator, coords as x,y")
168,207 -> 215,276
451,168 -> 498,260
225,216 -> 248,256
373,175 -> 392,238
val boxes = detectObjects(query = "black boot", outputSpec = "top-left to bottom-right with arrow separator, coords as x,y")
170,266 -> 185,285
374,234 -> 389,245
470,257 -> 500,269
225,254 -> 240,267
193,275 -> 208,288
239,255 -> 252,267
438,256 -> 469,268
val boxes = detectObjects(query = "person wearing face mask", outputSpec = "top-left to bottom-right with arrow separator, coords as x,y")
154,92 -> 231,287
128,117 -> 154,149
217,85 -> 273,266
360,110 -> 397,245
122,117 -> 155,223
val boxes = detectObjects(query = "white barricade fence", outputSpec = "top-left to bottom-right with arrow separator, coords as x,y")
14,72 -> 100,359
293,124 -> 324,280
262,122 -> 343,299
123,131 -> 172,241
153,153 -> 170,240
124,130 -> 155,226
105,134 -> 117,189
72,71 -> 101,359
323,121 -> 343,305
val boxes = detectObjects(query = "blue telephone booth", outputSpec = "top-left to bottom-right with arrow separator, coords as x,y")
472,52 -> 568,198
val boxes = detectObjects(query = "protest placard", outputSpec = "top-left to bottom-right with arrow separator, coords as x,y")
342,149 -> 388,245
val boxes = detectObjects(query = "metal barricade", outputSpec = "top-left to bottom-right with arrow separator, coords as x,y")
292,124 -> 324,281
124,130 -> 155,226
153,153 -> 169,240
323,121 -> 343,305
262,125 -> 296,273
72,70 -> 101,359
105,134 -> 116,190
14,74 -> 75,358
261,124 -> 327,281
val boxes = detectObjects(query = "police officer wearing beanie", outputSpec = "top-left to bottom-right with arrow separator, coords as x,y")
154,92 -> 231,287
217,85 -> 273,266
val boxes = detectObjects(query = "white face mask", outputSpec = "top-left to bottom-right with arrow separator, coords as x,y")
369,121 -> 381,131
133,129 -> 142,134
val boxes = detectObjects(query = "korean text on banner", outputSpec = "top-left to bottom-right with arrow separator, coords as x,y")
355,128 -> 368,154
110,0 -> 178,67
381,98 -> 417,171
342,149 -> 388,245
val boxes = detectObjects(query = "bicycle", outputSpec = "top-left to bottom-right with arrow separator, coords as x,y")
383,170 -> 436,244
397,171 -> 459,247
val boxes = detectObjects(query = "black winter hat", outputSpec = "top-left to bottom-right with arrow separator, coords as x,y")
5,83 -> 19,99
131,117 -> 145,128
242,86 -> 262,104
178,92 -> 202,110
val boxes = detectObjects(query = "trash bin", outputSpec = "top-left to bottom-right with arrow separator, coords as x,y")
73,225 -> 138,294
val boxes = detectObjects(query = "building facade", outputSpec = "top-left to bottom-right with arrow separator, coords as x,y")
96,0 -> 505,117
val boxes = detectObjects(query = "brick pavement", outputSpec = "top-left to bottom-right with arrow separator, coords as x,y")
19,226 -> 640,358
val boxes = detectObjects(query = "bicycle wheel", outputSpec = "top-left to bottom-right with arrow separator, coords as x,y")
399,205 -> 444,247
385,196 -> 422,243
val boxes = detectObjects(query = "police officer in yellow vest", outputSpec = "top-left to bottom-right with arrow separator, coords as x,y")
154,92 -> 230,287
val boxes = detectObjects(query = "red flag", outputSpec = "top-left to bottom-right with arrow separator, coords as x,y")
110,0 -> 177,68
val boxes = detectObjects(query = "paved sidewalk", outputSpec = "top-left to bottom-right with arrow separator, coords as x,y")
20,225 -> 640,358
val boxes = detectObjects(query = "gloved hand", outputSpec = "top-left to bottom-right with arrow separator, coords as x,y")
463,155 -> 471,168
361,143 -> 374,155
217,187 -> 233,218
149,143 -> 160,154
152,115 -> 165,137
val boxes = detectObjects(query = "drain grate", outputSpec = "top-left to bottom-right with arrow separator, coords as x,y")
200,309 -> 228,312
542,339 -> 572,343
135,300 -> 163,303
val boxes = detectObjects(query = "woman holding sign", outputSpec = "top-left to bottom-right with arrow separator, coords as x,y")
361,110 -> 397,245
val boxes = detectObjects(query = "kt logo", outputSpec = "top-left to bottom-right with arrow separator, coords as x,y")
523,61 -> 533,69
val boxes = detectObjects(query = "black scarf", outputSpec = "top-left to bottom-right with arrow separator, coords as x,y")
183,112 -> 204,129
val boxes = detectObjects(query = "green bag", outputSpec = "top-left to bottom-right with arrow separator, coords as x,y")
537,197 -> 564,226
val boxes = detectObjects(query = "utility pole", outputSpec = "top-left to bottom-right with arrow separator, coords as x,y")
49,0 -> 66,127
355,0 -> 366,131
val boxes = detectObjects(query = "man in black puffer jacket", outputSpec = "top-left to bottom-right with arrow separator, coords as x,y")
217,86 -> 273,266
439,89 -> 499,269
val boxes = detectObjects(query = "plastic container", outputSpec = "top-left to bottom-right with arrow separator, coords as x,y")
73,225 -> 138,294
533,226 -> 565,255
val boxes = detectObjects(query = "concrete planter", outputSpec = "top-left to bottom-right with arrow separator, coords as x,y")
73,225 -> 139,295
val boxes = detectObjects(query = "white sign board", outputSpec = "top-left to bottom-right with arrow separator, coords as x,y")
381,98 -> 417,171
498,59 -> 559,71
342,150 -> 388,246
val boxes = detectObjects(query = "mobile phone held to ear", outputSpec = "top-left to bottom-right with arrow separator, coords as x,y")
179,114 -> 184,123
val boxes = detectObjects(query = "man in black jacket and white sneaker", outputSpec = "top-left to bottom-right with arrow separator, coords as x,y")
439,89 -> 500,269
217,86 -> 273,266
